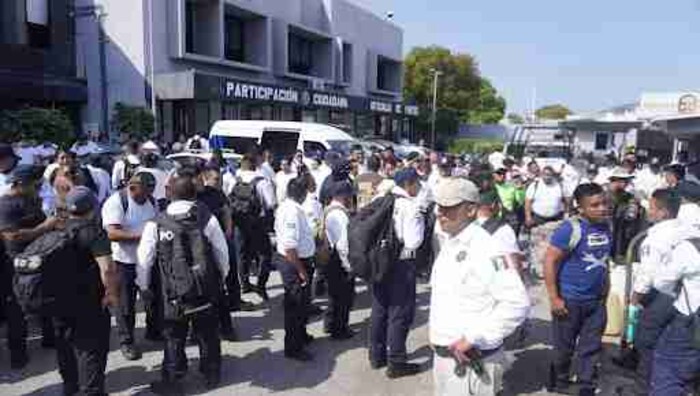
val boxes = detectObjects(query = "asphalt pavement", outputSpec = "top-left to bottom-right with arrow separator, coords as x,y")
0,274 -> 636,396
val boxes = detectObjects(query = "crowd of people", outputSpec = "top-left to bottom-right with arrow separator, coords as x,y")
0,137 -> 698,396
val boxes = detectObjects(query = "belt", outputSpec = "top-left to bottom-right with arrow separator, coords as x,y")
431,344 -> 502,360
399,250 -> 417,260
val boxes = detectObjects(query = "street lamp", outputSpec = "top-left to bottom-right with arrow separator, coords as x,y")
430,68 -> 443,149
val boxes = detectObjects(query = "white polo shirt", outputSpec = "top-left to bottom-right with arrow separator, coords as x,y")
526,180 -> 565,218
274,199 -> 315,259
102,191 -> 157,264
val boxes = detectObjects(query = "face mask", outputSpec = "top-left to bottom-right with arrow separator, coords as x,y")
542,175 -> 555,184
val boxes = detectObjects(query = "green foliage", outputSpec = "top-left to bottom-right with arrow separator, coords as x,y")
403,46 -> 506,145
448,138 -> 504,155
0,107 -> 73,145
535,104 -> 572,120
111,102 -> 154,140
507,113 -> 525,124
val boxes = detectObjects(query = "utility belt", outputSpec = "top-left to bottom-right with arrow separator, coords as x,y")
399,249 -> 417,260
431,344 -> 501,378
532,212 -> 564,227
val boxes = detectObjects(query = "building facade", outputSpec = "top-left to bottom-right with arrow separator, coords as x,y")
80,0 -> 418,143
0,0 -> 87,129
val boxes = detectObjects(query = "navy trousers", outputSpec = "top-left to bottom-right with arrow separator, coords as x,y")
369,259 -> 416,365
635,289 -> 677,387
323,253 -> 355,335
552,299 -> 607,388
650,312 -> 700,396
161,307 -> 221,382
276,256 -> 313,354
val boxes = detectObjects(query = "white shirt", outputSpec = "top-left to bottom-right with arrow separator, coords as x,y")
136,200 -> 229,291
311,165 -> 332,197
476,216 -> 520,254
15,146 -> 38,165
236,169 -> 276,212
275,171 -> 296,203
70,141 -> 99,157
392,186 -> 425,251
303,194 -> 323,236
525,180 -> 565,218
325,201 -> 351,271
260,161 -> 276,182
654,237 -> 700,315
86,165 -> 112,203
222,170 -> 236,196
136,166 -> 169,200
111,156 -> 140,190
274,199 -> 315,258
102,191 -> 157,264
634,219 -> 685,295
35,144 -> 57,160
429,222 -> 530,349
634,167 -> 665,201
0,172 -> 11,196
678,202 -> 700,228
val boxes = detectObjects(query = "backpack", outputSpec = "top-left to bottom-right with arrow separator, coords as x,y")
12,222 -> 88,316
229,176 -> 264,229
348,194 -> 401,283
155,204 -> 220,320
563,216 -> 584,253
119,189 -> 157,213
315,205 -> 350,267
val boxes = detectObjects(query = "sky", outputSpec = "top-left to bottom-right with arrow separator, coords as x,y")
349,0 -> 700,115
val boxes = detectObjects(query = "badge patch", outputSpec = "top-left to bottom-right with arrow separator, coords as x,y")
456,251 -> 467,262
587,233 -> 609,247
492,256 -> 509,271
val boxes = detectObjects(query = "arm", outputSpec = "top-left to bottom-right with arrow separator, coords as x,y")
101,195 -> 139,242
9,216 -> 61,242
544,245 -> 568,316
258,179 -> 277,211
326,210 -> 351,272
204,216 -> 230,280
221,204 -> 234,239
106,225 -> 141,242
278,207 -> 308,282
95,255 -> 120,308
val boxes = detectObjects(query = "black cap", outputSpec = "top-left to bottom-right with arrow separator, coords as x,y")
65,186 -> 98,215
130,171 -> 157,189
328,180 -> 355,198
394,168 -> 419,186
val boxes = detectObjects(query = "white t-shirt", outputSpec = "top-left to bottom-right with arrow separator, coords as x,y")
16,146 -> 38,165
101,192 -> 157,264
525,180 -> 565,218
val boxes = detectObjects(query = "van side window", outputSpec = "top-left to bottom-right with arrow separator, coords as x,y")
303,141 -> 326,158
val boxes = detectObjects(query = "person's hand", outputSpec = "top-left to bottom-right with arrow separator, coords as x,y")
102,291 -> 119,308
550,297 -> 568,318
449,337 -> 474,364
297,268 -> 308,286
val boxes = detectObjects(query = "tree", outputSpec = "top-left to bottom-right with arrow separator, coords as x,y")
111,102 -> 154,140
507,113 -> 525,124
403,46 -> 506,145
0,107 -> 74,145
535,104 -> 572,120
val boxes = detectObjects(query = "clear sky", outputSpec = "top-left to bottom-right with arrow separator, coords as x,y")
349,0 -> 700,115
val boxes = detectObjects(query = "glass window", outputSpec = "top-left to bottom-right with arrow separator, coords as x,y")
288,33 -> 313,75
595,132 -> 609,150
185,1 -> 195,53
342,43 -> 352,83
303,141 -> 326,158
224,15 -> 245,62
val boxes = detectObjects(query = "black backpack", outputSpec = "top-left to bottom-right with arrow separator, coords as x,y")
119,189 -> 157,213
229,176 -> 263,229
156,204 -> 220,320
12,222 -> 88,316
348,194 -> 401,283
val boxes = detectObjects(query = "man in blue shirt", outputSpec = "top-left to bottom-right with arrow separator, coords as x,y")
544,183 -> 612,396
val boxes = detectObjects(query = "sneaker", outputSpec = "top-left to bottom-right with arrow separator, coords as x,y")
284,350 -> 313,362
578,387 -> 597,396
120,344 -> 142,361
252,285 -> 269,301
241,283 -> 254,294
386,362 -> 421,379
370,359 -> 387,370
150,380 -> 184,395
330,329 -> 355,340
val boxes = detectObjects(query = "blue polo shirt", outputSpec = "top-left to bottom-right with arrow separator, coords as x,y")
550,218 -> 612,302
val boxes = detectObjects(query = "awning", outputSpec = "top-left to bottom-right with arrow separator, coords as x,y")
559,119 -> 643,132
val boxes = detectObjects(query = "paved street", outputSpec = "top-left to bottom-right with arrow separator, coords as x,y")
0,274 -> 635,396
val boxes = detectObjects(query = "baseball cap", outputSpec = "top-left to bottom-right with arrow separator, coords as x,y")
608,167 -> 635,180
393,168 -> 419,186
328,180 -> 355,198
435,177 -> 480,207
130,171 -> 157,189
65,186 -> 98,215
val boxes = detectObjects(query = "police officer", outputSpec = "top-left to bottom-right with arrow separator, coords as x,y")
430,177 -> 530,396
545,183 -> 612,396
322,179 -> 355,340
649,229 -> 700,395
137,172 -> 229,392
52,186 -> 120,396
369,168 -> 424,378
274,176 -> 316,361
628,188 -> 684,388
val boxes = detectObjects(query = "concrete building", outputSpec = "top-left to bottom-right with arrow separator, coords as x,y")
0,0 -> 87,129
78,0 -> 418,143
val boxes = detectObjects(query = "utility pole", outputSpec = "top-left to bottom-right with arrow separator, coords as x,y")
430,68 -> 442,149
147,0 -> 157,135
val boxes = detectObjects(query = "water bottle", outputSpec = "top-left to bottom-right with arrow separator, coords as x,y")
626,305 -> 641,343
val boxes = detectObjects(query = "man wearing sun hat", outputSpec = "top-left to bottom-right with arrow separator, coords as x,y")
429,177 -> 530,396
608,167 -> 646,261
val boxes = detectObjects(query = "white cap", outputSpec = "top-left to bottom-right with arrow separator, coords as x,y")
435,177 -> 480,207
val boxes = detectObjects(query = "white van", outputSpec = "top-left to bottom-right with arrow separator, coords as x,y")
208,120 -> 355,159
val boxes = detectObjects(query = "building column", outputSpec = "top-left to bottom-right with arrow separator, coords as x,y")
162,101 -> 174,143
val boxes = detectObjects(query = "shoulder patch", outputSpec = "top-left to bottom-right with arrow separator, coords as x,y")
456,251 -> 467,262
492,256 -> 509,272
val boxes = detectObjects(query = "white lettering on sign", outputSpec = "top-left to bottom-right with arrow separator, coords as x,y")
312,93 -> 349,109
225,81 -> 299,104
370,101 -> 393,113
405,105 -> 419,116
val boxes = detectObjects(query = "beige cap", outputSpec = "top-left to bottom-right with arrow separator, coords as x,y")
608,167 -> 635,180
435,177 -> 480,207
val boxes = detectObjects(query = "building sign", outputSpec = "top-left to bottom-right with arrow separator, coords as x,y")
405,105 -> 419,116
678,94 -> 698,114
639,92 -> 700,116
370,100 -> 393,114
312,93 -> 349,109
224,81 -> 299,104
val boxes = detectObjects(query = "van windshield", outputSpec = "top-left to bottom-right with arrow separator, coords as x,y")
327,140 -> 354,155
210,136 -> 258,154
